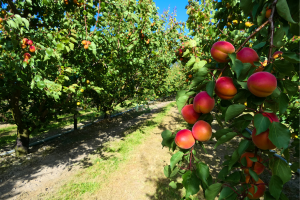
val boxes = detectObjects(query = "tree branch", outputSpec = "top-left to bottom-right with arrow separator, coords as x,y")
267,0 -> 278,63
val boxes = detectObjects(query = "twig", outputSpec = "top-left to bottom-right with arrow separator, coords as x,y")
267,0 -> 278,63
236,20 -> 270,53
90,0 -> 101,36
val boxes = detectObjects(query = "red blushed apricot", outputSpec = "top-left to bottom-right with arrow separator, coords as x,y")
272,51 -> 283,59
252,129 -> 276,150
265,9 -> 271,18
236,47 -> 259,67
175,129 -> 195,149
247,72 -> 277,97
193,91 -> 215,114
215,77 -> 237,100
210,41 -> 235,63
246,177 -> 266,199
192,120 -> 212,142
240,152 -> 265,175
181,104 -> 200,124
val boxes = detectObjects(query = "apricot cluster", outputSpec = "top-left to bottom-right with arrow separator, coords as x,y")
21,38 -> 36,63
175,91 -> 214,149
82,40 -> 91,49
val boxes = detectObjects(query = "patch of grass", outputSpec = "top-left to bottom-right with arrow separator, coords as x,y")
45,102 -> 175,199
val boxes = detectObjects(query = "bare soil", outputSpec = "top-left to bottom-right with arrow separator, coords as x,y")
0,101 -> 298,200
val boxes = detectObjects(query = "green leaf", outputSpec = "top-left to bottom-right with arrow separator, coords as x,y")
193,60 -> 207,70
271,158 -> 292,184
273,27 -> 285,47
22,18 -> 29,29
169,181 -> 177,189
164,165 -> 171,178
57,43 -> 65,50
253,42 -> 266,50
218,187 -> 238,200
269,175 -> 283,199
186,56 -> 196,67
269,122 -> 291,149
37,81 -> 45,90
214,129 -> 232,140
273,60 -> 294,76
240,0 -> 253,15
278,93 -> 289,115
206,81 -> 215,98
237,140 -> 251,156
214,132 -> 237,149
226,171 -> 241,183
176,90 -> 189,113
161,130 -> 175,150
182,171 -> 201,198
249,168 -> 259,182
170,151 -> 184,169
276,0 -> 296,23
218,166 -> 229,181
283,80 -> 298,97
195,162 -> 210,186
253,114 -> 271,135
225,104 -> 246,122
205,183 -> 222,200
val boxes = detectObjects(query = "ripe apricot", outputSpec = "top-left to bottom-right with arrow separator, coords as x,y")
247,71 -> 277,97
252,128 -> 276,150
82,40 -> 87,45
29,46 -> 36,53
188,74 -> 192,78
192,120 -> 212,142
215,77 -> 237,100
84,45 -> 89,49
210,41 -> 235,63
245,176 -> 266,199
272,51 -> 283,59
27,40 -> 33,45
23,53 -> 31,59
175,129 -> 195,149
22,38 -> 28,44
193,91 -> 215,114
240,152 -> 265,175
236,47 -> 259,67
181,104 -> 200,124
265,9 -> 271,18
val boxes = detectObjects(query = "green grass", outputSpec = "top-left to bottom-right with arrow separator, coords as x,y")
45,102 -> 175,200
0,101 -> 138,149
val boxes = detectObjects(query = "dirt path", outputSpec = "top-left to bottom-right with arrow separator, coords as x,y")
0,101 -> 298,200
0,101 -> 174,200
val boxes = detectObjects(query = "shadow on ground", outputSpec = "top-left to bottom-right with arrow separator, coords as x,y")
0,101 -> 172,199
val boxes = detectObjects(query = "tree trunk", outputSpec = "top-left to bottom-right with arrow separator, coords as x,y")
15,128 -> 30,157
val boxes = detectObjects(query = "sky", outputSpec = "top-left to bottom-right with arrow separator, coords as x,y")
153,0 -> 190,34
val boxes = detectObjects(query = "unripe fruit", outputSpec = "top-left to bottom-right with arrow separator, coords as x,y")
232,20 -> 238,25
80,89 -> 84,92
210,41 -> 235,63
236,47 -> 259,67
77,102 -> 80,106
23,53 -> 31,59
0,18 -> 3,23
246,177 -> 266,199
252,128 -> 276,150
240,152 -> 265,175
193,91 -> 215,114
272,51 -> 283,59
181,104 -> 200,124
215,77 -> 237,100
192,120 -> 212,142
175,129 -> 195,149
29,46 -> 36,53
27,40 -> 33,45
84,45 -> 89,49
265,9 -> 271,18
86,80 -> 90,84
82,40 -> 87,45
247,72 -> 277,97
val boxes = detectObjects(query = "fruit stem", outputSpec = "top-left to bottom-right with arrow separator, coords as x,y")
189,147 -> 194,170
